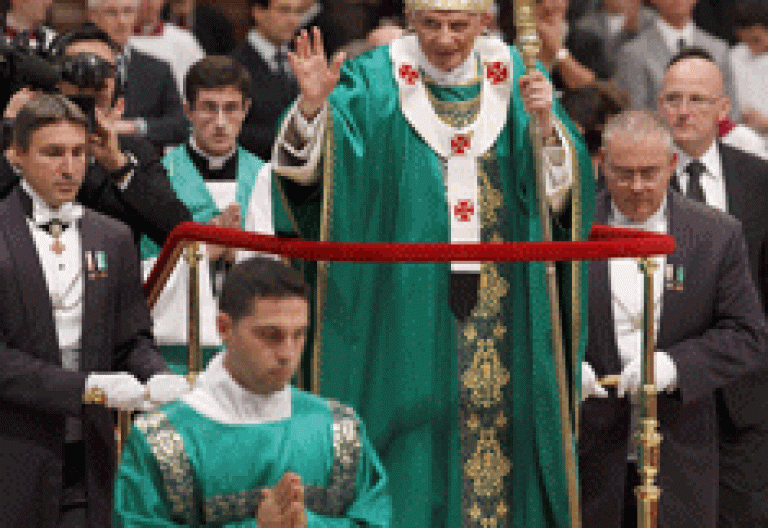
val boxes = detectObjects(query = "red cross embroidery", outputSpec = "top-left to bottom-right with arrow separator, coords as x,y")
486,61 -> 509,85
454,199 -> 475,222
451,134 -> 471,155
398,64 -> 419,85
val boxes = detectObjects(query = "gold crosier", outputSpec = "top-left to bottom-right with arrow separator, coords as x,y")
514,1 -> 582,527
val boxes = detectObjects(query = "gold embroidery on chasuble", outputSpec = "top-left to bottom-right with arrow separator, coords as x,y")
431,86 -> 512,527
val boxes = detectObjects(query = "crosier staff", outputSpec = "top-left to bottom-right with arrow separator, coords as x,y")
514,2 -> 581,527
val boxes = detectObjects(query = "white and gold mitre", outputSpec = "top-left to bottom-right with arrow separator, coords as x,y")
404,0 -> 492,12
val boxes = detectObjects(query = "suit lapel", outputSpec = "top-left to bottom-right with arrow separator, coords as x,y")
592,192 -> 622,374
0,188 -> 59,363
647,26 -> 672,85
719,143 -> 749,223
657,192 -> 689,347
79,211 -> 105,372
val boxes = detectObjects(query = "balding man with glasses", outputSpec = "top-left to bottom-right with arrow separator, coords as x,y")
658,47 -> 768,528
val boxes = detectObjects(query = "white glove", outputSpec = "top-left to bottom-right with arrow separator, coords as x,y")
85,373 -> 146,411
581,361 -> 608,401
144,374 -> 192,410
618,351 -> 678,398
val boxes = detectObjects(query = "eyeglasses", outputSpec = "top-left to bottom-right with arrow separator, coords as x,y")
194,102 -> 246,119
605,164 -> 669,186
660,93 -> 721,110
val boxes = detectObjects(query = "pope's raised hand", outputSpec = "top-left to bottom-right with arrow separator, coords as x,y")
290,27 -> 346,121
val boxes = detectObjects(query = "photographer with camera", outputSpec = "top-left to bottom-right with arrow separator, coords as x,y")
1,0 -> 58,114
1,26 -> 191,249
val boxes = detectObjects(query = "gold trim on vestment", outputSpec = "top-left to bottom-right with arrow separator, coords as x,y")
312,104 -> 335,395
134,412 -> 195,523
555,114 -> 583,440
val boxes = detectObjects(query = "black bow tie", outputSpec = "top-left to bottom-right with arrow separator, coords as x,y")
19,189 -> 72,234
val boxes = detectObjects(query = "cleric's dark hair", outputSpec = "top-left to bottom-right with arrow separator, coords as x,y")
13,93 -> 88,153
666,47 -> 717,70
184,55 -> 252,106
734,0 -> 768,30
219,257 -> 309,322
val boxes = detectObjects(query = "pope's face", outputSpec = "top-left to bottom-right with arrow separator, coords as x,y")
186,86 -> 250,158
601,133 -> 675,223
14,120 -> 88,210
409,10 -> 487,72
220,296 -> 309,395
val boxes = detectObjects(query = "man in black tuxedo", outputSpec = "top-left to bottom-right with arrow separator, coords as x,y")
0,93 -> 190,528
579,110 -> 766,528
657,49 -> 768,528
231,0 -> 303,160
1,26 -> 191,249
88,0 -> 189,149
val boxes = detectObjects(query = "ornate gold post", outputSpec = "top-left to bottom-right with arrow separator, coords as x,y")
636,258 -> 662,528
515,3 -> 581,527
185,241 -> 203,384
82,388 -> 132,460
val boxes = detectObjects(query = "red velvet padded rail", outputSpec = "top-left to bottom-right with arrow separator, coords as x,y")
143,223 -> 675,297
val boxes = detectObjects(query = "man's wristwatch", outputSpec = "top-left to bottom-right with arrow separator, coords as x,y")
554,48 -> 570,65
110,152 -> 137,184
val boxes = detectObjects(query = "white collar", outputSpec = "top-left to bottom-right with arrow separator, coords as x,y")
183,351 -> 293,425
248,29 -> 290,71
655,17 -> 694,54
189,135 -> 237,171
609,195 -> 668,233
21,179 -> 84,225
415,40 -> 478,86
675,140 -> 721,181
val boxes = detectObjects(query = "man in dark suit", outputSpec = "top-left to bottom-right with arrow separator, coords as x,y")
579,110 -> 766,528
657,48 -> 768,528
165,0 -> 236,55
0,26 -> 192,249
232,0 -> 302,160
615,0 -> 733,111
88,0 -> 189,149
0,93 -> 190,527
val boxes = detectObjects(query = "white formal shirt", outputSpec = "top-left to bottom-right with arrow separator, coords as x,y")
248,29 -> 291,74
655,18 -> 695,54
21,181 -> 84,351
183,351 -> 292,425
675,141 -> 728,212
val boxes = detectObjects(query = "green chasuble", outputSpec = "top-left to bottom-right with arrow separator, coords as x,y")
140,145 -> 268,375
114,388 -> 391,527
275,37 -> 594,528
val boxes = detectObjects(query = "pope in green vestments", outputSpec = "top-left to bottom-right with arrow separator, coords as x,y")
115,257 -> 392,527
272,6 -> 594,528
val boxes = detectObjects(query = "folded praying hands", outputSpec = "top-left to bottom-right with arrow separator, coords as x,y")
258,472 -> 307,528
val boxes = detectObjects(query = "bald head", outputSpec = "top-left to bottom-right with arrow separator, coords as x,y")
657,56 -> 730,158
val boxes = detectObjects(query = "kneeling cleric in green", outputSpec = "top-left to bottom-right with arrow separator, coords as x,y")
114,257 -> 392,527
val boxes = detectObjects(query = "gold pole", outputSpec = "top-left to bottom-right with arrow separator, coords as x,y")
515,3 -> 581,527
636,258 -> 662,528
82,388 -> 132,461
185,241 -> 203,384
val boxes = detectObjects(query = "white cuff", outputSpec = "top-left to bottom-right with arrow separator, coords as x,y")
116,152 -> 137,191
544,118 -> 573,214
655,350 -> 678,392
133,118 -> 148,136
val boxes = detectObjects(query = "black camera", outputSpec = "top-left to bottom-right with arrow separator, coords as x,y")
0,37 -> 115,147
